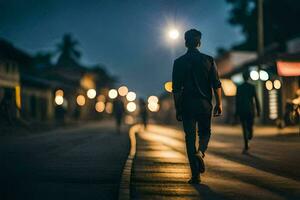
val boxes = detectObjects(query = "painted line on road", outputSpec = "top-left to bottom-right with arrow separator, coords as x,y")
118,124 -> 141,200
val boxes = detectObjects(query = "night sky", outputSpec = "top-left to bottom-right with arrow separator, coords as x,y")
0,0 -> 244,97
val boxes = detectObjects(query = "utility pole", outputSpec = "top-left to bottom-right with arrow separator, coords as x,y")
257,0 -> 264,123
257,0 -> 264,64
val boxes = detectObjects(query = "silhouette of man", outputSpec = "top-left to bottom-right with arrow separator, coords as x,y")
235,71 -> 260,154
113,96 -> 125,133
139,98 -> 148,129
172,29 -> 222,184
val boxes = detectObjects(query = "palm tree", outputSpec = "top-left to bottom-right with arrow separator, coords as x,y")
56,33 -> 81,67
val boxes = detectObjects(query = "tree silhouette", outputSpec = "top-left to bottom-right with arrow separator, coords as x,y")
56,33 -> 81,67
226,0 -> 300,51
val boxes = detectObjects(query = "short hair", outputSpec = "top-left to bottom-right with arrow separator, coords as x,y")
184,29 -> 202,48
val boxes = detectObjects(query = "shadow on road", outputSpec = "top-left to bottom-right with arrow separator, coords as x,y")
193,184 -> 227,200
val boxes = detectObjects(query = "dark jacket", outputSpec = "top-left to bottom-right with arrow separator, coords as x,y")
172,48 -> 221,116
235,82 -> 260,117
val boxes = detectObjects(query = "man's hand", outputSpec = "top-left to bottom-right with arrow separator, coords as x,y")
213,104 -> 222,117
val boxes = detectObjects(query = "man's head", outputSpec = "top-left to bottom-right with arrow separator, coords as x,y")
184,29 -> 202,49
242,70 -> 250,81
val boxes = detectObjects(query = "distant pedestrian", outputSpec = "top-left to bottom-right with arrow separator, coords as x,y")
0,89 -> 15,126
172,29 -> 222,184
235,71 -> 260,154
139,98 -> 148,129
113,96 -> 125,133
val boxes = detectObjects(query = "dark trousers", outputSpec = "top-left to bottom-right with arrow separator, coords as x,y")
182,113 -> 211,177
240,115 -> 254,150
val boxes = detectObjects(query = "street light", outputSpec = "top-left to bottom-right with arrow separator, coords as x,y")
55,89 -> 64,97
126,91 -> 136,101
126,102 -> 136,112
76,95 -> 86,106
148,96 -> 159,104
259,70 -> 269,81
108,89 -> 118,99
168,29 -> 179,40
250,70 -> 259,81
95,101 -> 105,112
118,86 -> 129,96
87,89 -> 97,99
164,81 -> 173,93
55,96 -> 64,105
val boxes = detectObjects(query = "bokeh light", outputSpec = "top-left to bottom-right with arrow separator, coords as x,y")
265,80 -> 273,91
95,101 -> 105,112
148,95 -> 159,104
87,88 -> 96,99
105,102 -> 113,114
118,86 -> 129,96
127,102 -> 136,112
164,81 -> 173,93
148,102 -> 160,112
55,95 -> 64,105
108,89 -> 118,99
259,70 -> 269,81
76,95 -> 86,106
55,89 -> 64,97
97,94 -> 106,102
250,70 -> 259,81
273,80 -> 281,89
126,91 -> 136,101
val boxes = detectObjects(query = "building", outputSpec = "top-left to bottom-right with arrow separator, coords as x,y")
218,39 -> 300,126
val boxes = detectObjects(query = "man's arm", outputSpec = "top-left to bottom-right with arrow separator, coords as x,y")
253,87 -> 261,117
210,59 -> 222,117
213,88 -> 222,117
172,60 -> 184,121
235,87 -> 240,117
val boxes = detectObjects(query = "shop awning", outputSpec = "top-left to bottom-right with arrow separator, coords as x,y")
276,61 -> 300,76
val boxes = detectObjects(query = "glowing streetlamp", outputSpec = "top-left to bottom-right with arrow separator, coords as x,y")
168,29 -> 179,40
105,102 -> 113,114
265,80 -> 273,91
259,70 -> 269,81
148,95 -> 159,104
108,89 -> 118,99
55,96 -> 64,105
76,95 -> 86,106
250,70 -> 259,81
273,80 -> 281,89
126,102 -> 136,112
55,89 -> 64,97
164,81 -> 173,93
126,91 -> 136,101
95,101 -> 105,112
118,86 -> 128,96
87,89 -> 96,99
148,102 -> 160,112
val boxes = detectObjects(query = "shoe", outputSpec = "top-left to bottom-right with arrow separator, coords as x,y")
195,151 -> 205,173
188,176 -> 201,184
242,148 -> 248,154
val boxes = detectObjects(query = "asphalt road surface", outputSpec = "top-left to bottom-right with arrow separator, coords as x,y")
0,121 -> 129,200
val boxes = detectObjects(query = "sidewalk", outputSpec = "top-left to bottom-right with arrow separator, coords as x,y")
128,124 -> 300,200
211,124 -> 299,137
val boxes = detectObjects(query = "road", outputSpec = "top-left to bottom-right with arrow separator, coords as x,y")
0,121 -> 129,200
131,124 -> 300,200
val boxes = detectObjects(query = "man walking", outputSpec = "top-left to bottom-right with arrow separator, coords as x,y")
235,71 -> 260,154
172,29 -> 222,184
113,96 -> 125,134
